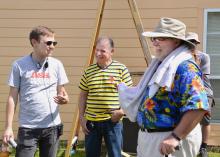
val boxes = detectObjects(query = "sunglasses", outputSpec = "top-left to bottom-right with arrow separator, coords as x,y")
150,37 -> 170,42
44,41 -> 58,46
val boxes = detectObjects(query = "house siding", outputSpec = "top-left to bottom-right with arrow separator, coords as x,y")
0,0 -> 219,146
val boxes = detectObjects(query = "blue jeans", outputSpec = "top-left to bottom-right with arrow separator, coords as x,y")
85,120 -> 123,157
15,125 -> 62,157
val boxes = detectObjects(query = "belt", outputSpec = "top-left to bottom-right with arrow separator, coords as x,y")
141,127 -> 174,133
88,119 -> 112,123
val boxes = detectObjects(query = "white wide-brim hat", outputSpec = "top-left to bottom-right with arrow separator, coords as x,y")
142,17 -> 195,48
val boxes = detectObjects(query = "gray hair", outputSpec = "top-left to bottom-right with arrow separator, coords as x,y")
96,36 -> 114,48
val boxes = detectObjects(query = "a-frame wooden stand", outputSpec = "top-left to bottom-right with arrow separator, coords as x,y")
64,0 -> 152,156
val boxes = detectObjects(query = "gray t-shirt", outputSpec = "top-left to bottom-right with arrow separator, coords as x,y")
196,51 -> 214,99
8,55 -> 69,128
197,51 -> 210,75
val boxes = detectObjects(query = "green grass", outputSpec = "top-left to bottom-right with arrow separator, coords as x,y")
5,141 -> 220,157
65,142 -> 220,157
208,152 -> 220,157
8,150 -> 220,157
65,150 -> 220,157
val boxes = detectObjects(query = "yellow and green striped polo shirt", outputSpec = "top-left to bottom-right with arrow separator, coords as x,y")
79,60 -> 133,121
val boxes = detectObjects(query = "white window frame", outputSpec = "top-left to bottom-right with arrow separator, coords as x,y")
204,9 -> 220,123
204,9 -> 220,79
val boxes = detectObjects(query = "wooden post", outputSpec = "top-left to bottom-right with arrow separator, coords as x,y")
64,0 -> 106,156
128,0 -> 152,65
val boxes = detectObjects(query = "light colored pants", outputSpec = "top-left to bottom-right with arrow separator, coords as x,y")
137,124 -> 202,157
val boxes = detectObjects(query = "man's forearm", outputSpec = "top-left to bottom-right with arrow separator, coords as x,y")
5,101 -> 15,129
78,91 -> 88,119
173,110 -> 206,139
5,87 -> 18,129
79,103 -> 86,120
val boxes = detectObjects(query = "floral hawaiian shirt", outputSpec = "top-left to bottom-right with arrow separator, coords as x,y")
137,60 -> 209,130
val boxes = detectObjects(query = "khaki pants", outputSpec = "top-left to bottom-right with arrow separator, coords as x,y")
137,124 -> 201,157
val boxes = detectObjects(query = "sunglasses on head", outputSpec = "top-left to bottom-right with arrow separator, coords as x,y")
45,41 -> 58,46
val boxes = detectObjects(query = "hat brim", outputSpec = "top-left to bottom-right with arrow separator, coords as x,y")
142,31 -> 195,48
187,38 -> 201,44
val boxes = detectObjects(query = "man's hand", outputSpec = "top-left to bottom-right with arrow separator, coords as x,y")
109,109 -> 124,122
79,116 -> 90,135
159,134 -> 180,156
2,127 -> 14,145
56,85 -> 69,104
54,94 -> 69,104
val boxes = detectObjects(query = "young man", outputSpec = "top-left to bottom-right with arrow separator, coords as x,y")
2,26 -> 69,157
78,36 -> 132,157
186,32 -> 215,157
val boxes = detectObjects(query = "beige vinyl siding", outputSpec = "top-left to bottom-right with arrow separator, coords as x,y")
0,0 -> 220,146
208,124 -> 220,146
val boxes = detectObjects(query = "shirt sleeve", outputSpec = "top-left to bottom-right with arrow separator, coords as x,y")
79,70 -> 89,91
200,53 -> 210,75
57,61 -> 69,85
8,61 -> 21,88
121,66 -> 133,87
174,62 -> 209,114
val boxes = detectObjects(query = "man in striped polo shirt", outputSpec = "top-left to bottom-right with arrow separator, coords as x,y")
79,36 -> 133,157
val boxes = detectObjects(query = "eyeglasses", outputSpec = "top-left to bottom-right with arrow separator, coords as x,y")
44,41 -> 58,46
150,37 -> 170,42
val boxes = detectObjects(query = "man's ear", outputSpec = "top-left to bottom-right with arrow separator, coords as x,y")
31,39 -> 38,46
174,39 -> 181,46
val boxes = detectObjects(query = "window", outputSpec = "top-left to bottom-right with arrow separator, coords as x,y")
204,9 -> 220,122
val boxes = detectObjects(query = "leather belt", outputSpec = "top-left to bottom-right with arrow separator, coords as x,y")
141,127 -> 174,133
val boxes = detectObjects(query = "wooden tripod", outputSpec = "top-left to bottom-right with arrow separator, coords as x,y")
64,0 -> 152,156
